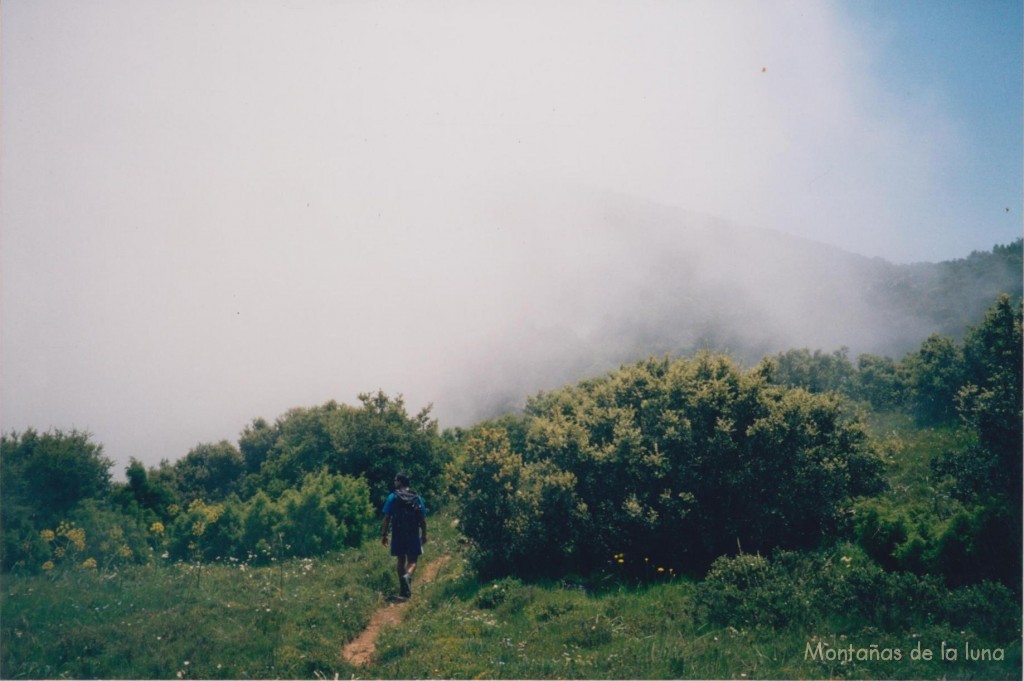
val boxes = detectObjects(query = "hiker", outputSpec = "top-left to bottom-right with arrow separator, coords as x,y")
380,472 -> 427,598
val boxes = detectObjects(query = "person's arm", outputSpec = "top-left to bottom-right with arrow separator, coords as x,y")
380,515 -> 391,546
419,505 -> 428,545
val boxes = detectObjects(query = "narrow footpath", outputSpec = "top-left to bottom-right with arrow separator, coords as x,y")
342,555 -> 450,667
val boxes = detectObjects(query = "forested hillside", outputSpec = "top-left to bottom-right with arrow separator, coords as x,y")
437,190 -> 1022,424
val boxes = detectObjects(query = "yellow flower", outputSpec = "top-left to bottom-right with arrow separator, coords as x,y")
42,561 -> 55,571
40,530 -> 56,543
118,545 -> 133,559
150,522 -> 165,535
80,557 -> 97,569
62,527 -> 86,552
657,567 -> 665,573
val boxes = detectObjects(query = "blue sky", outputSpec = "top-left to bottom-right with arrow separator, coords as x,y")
841,0 -> 1021,259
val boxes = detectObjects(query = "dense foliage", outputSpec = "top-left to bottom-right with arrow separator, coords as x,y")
457,353 -> 885,578
873,238 -> 1022,340
0,391 -> 447,573
238,391 -> 448,504
1,429 -> 113,571
759,295 -> 1022,589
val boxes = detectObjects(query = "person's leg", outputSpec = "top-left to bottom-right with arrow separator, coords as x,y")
398,554 -> 416,596
396,555 -> 409,595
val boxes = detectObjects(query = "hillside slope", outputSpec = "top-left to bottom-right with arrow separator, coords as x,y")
437,188 -> 1021,423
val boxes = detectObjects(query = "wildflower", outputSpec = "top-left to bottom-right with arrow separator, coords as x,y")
81,557 -> 97,569
657,567 -> 665,573
118,545 -> 133,559
150,522 -> 165,535
40,529 -> 56,543
42,561 -> 55,571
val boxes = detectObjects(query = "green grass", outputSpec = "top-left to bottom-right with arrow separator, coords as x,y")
365,544 -> 1020,679
3,512 -> 1019,679
862,410 -> 973,503
1,545 -> 395,679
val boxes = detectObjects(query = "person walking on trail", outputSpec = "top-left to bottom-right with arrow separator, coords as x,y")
380,472 -> 427,598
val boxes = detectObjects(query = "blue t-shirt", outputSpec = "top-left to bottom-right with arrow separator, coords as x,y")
382,490 -> 427,557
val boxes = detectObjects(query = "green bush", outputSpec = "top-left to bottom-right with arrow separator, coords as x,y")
1,429 -> 113,570
458,429 -> 586,579
457,353 -> 885,578
242,392 -> 451,506
474,576 -> 531,612
166,470 -> 373,562
695,553 -> 811,628
694,547 -> 1020,636
758,347 -> 856,395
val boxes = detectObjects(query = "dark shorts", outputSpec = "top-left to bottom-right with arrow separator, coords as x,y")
390,526 -> 422,557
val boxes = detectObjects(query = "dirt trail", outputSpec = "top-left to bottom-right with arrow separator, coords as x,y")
342,554 -> 450,667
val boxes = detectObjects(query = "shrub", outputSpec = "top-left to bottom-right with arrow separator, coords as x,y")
695,546 -> 1019,636
458,429 -> 586,578
244,393 -> 451,506
457,354 -> 885,578
166,470 -> 373,562
696,553 -> 812,628
1,429 -> 113,570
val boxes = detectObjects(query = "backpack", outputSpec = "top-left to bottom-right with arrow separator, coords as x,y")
392,488 -> 423,532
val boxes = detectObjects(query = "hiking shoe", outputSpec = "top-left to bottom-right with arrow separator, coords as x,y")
400,573 -> 412,597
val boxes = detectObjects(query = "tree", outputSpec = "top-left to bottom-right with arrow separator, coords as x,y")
246,393 -> 450,504
239,418 -> 276,474
758,347 -> 856,395
902,334 -> 966,424
173,441 -> 245,503
327,391 -> 448,503
853,353 -> 910,409
1,429 -> 114,571
1,429 -> 113,527
111,458 -> 180,521
960,293 -> 1023,471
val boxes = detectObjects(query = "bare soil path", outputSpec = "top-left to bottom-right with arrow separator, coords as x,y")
342,554 -> 450,667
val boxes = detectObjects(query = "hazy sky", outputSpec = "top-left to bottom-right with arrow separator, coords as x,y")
2,1 -> 1021,474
